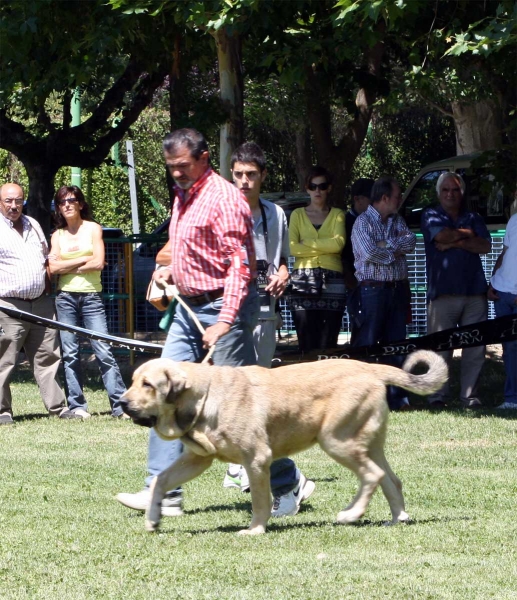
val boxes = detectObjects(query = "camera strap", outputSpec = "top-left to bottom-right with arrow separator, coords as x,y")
259,200 -> 269,253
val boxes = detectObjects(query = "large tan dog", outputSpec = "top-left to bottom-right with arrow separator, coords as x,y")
120,350 -> 447,535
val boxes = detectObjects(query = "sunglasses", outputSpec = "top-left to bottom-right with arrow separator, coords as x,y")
308,182 -> 329,191
56,197 -> 79,206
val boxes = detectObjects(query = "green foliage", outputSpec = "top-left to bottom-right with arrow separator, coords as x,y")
444,1 -> 517,57
0,150 -> 28,189
244,78 -> 306,192
351,109 -> 456,191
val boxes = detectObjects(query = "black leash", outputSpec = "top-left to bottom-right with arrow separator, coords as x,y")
0,305 -> 163,354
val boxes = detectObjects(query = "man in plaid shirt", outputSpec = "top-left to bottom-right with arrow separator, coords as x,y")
118,130 -> 314,519
350,176 -> 416,410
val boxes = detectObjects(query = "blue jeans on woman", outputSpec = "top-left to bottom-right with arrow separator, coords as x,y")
146,288 -> 299,496
55,291 -> 126,416
494,291 -> 517,405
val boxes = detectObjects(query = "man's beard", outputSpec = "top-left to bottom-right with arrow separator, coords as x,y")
174,178 -> 194,190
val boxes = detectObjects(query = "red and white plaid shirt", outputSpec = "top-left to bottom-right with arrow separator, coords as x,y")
168,168 -> 255,324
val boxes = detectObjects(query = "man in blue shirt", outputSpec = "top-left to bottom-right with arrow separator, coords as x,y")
421,172 -> 491,409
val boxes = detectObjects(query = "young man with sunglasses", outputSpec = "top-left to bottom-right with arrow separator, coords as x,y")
226,142 -> 315,517
0,182 -> 80,424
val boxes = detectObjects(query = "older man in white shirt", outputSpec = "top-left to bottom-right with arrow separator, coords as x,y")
0,182 -> 79,424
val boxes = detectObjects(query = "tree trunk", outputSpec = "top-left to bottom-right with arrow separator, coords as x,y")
305,30 -> 385,207
212,29 -> 243,180
451,98 -> 503,154
294,127 -> 312,191
24,162 -> 59,239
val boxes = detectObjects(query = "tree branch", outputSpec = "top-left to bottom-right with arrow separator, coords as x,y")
417,91 -> 454,118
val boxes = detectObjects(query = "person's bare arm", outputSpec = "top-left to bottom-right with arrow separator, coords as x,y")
265,260 -> 290,298
77,223 -> 105,272
435,236 -> 491,254
48,230 -> 87,274
156,239 -> 171,266
433,227 -> 475,244
487,247 -> 507,301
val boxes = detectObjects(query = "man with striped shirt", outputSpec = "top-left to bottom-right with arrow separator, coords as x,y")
117,129 -> 261,517
0,182 -> 79,424
350,176 -> 416,410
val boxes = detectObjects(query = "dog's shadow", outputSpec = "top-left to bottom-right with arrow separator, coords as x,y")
140,508 -> 473,535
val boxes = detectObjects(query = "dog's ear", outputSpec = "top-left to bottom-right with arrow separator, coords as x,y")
164,366 -> 191,404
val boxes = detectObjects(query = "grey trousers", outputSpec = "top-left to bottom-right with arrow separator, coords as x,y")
0,295 -> 66,417
253,318 -> 278,367
427,294 -> 487,403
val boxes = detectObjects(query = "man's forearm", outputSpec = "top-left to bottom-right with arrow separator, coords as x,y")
434,227 -> 474,244
455,237 -> 491,254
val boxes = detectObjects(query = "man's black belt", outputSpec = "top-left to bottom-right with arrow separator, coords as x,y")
1,294 -> 45,303
181,289 -> 224,306
359,280 -> 406,288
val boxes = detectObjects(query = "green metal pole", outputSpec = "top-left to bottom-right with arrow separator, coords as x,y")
71,88 -> 82,188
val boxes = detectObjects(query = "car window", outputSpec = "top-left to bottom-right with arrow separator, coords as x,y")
458,168 -> 506,224
401,169 -> 449,228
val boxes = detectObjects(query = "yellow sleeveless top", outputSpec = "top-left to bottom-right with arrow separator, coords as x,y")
57,224 -> 102,293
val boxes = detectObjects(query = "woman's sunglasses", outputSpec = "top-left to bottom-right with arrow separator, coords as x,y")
308,182 -> 329,191
56,197 -> 79,206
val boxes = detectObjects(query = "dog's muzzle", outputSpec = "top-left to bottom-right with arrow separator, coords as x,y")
119,398 -> 157,428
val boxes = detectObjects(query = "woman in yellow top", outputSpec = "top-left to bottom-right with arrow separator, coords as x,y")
48,186 -> 126,419
289,166 -> 346,352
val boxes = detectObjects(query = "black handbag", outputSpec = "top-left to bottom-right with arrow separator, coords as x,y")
290,267 -> 326,296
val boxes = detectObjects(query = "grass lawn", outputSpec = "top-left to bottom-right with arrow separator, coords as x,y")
1,349 -> 516,600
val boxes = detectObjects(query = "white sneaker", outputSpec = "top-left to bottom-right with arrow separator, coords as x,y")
223,464 -> 250,492
74,408 -> 92,419
116,489 -> 183,516
495,402 -> 517,410
271,473 -> 315,517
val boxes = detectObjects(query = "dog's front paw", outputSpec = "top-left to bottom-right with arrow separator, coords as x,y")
237,526 -> 266,536
145,519 -> 160,532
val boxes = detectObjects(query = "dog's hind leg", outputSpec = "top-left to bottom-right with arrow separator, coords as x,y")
368,445 -> 409,524
320,438 -> 385,525
145,452 -> 213,532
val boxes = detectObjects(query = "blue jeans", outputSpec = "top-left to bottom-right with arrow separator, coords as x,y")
494,291 -> 517,404
351,283 -> 409,410
55,291 -> 126,416
147,288 -> 299,496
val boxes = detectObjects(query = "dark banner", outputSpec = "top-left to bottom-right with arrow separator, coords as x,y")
1,305 -> 515,362
275,315 -> 517,364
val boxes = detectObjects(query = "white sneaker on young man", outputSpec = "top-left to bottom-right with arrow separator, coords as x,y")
271,473 -> 316,517
116,489 -> 183,516
223,464 -> 250,492
74,408 -> 92,419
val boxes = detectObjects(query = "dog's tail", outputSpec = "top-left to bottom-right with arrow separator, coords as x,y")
383,350 -> 448,396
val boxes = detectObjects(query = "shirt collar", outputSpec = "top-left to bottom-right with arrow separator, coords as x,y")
366,204 -> 382,221
0,213 -> 29,230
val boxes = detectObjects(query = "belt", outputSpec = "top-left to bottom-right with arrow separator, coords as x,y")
2,294 -> 44,303
359,280 -> 405,288
181,289 -> 224,306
